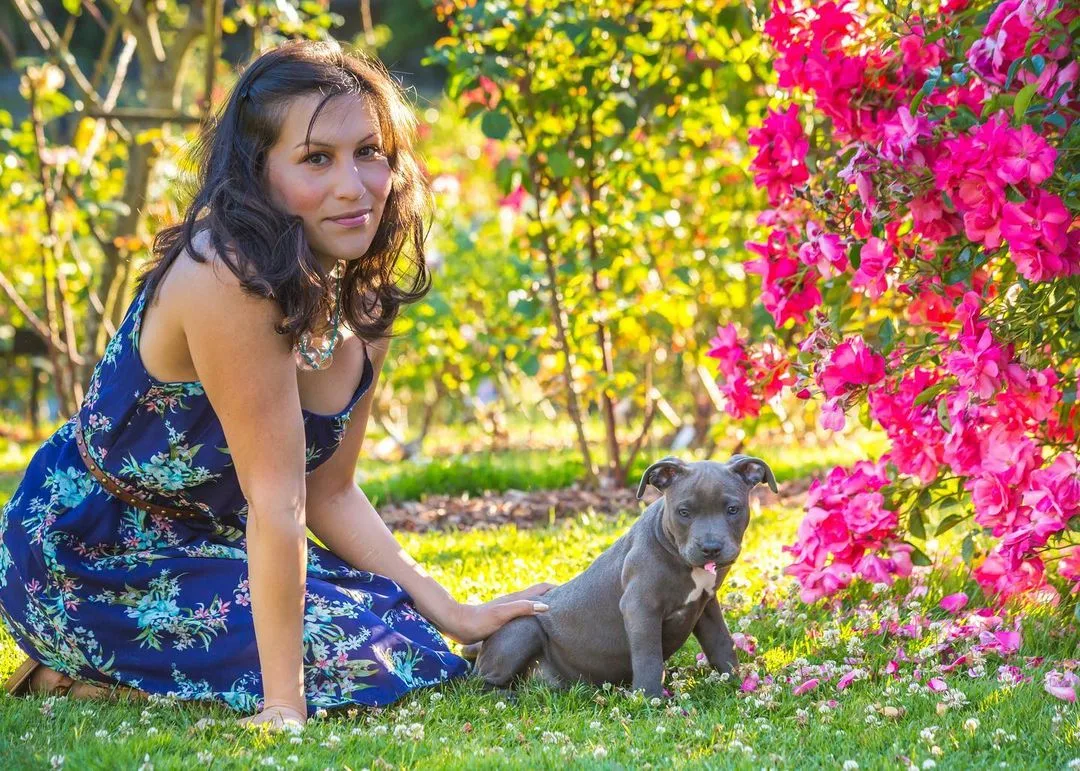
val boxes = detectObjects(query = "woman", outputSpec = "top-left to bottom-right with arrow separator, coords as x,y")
0,40 -> 552,730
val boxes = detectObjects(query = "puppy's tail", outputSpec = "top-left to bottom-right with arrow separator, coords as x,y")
459,641 -> 482,662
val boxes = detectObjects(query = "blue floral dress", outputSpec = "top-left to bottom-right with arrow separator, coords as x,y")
0,285 -> 471,715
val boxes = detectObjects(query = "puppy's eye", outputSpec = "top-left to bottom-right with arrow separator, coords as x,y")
727,505 -> 740,515
678,508 -> 691,518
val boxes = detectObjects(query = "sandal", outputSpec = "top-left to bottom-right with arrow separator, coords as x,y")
4,657 -> 40,696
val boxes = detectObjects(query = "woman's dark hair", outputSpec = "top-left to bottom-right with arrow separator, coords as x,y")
135,39 -> 433,346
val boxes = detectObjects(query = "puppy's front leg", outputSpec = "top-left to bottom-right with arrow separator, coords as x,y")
693,595 -> 737,675
619,586 -> 665,698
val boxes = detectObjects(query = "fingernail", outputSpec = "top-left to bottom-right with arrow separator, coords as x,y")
533,602 -> 549,612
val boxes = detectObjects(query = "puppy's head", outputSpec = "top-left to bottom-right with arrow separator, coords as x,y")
636,454 -> 777,569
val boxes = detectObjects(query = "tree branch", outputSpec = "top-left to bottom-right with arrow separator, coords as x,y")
11,0 -> 104,110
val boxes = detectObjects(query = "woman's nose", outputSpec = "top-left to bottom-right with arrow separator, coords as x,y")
334,162 -> 368,200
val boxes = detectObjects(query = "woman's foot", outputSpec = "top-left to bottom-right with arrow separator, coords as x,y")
29,664 -> 149,701
28,664 -> 74,695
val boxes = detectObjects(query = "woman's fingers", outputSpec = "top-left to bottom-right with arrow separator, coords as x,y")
499,598 -> 550,624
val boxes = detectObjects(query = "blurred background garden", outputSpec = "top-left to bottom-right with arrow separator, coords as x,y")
2,0 -> 1079,768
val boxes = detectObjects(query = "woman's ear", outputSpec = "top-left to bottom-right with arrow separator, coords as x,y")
727,455 -> 778,494
636,456 -> 689,500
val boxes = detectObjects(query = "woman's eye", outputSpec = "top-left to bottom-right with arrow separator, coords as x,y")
358,145 -> 382,158
727,505 -> 740,515
304,152 -> 329,166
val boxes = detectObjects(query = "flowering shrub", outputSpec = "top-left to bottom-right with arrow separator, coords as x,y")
711,0 -> 1080,604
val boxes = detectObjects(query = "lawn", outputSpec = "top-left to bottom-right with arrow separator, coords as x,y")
3,494 -> 1080,769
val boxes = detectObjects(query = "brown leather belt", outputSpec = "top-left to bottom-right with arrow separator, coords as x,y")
73,411 -> 202,519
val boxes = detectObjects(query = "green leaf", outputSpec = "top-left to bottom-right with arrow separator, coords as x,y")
615,103 -> 638,132
879,318 -> 896,348
935,513 -> 966,536
961,533 -> 975,565
548,150 -> 573,178
914,382 -> 946,407
480,110 -> 511,140
936,399 -> 952,432
520,353 -> 540,376
1013,82 -> 1037,121
909,508 -> 927,540
639,171 -> 662,191
909,544 -> 932,567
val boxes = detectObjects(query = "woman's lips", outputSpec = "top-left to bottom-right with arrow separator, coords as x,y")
327,210 -> 372,228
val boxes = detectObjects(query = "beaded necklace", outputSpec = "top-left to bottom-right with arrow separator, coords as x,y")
293,260 -> 345,371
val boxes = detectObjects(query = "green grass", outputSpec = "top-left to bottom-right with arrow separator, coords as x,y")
3,499 -> 1080,769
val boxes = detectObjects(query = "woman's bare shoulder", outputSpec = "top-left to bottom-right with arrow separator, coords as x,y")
172,230 -> 283,325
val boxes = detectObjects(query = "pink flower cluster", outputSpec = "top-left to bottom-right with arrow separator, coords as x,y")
706,323 -> 792,420
711,0 -> 1080,606
783,461 -> 914,604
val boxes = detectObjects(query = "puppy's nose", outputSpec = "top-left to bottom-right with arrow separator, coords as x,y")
700,542 -> 725,560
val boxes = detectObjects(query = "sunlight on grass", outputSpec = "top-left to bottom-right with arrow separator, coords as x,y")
3,495 -> 1080,767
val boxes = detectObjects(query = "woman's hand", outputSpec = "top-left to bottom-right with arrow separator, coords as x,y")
237,701 -> 307,732
442,582 -> 559,645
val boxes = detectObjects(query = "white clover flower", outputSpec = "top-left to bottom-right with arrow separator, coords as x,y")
843,762 -> 859,770
50,756 -> 64,770
593,747 -> 608,759
589,720 -> 602,730
964,718 -> 980,732
495,701 -> 506,711
922,760 -> 936,769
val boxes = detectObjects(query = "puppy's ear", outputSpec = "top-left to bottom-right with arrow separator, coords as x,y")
636,456 -> 688,500
727,455 -> 778,494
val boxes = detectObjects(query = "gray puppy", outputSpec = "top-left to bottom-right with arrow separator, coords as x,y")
468,454 -> 777,698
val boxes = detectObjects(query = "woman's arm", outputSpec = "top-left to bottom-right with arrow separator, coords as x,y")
305,336 -> 552,644
179,253 -> 308,720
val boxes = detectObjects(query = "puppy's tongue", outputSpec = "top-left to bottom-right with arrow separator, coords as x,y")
704,561 -> 717,574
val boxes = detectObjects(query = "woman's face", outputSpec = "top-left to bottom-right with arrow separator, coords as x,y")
265,92 -> 393,271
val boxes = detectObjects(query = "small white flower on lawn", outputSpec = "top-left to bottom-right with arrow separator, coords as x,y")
589,721 -> 602,730
196,752 -> 213,764
655,725 -> 666,734
50,756 -> 64,769
495,701 -> 507,711
842,762 -> 858,770
922,760 -> 936,769
593,747 -> 608,759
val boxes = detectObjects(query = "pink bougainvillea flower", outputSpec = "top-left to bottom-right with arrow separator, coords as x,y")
818,337 -> 887,398
748,104 -> 810,205
836,668 -> 866,691
850,238 -> 897,299
741,672 -> 761,693
819,396 -> 847,431
1045,670 -> 1080,702
793,678 -> 820,696
731,632 -> 757,655
978,629 -> 1022,656
927,677 -> 948,693
945,327 -> 1007,400
939,593 -> 969,613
